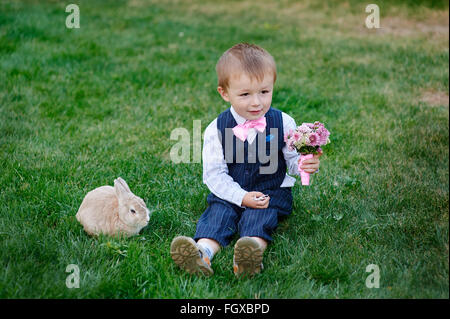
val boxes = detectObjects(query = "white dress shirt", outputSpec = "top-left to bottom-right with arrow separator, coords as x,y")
202,106 -> 302,207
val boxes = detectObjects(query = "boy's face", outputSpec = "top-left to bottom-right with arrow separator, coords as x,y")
218,72 -> 274,121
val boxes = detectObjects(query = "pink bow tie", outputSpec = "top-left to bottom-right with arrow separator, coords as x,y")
232,116 -> 267,142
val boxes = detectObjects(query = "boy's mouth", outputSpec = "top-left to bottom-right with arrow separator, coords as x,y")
248,110 -> 262,116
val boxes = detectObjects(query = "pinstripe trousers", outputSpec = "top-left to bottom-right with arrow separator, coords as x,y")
194,187 -> 292,247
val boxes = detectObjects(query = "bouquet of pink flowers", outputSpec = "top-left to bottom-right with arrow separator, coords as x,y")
284,121 -> 330,185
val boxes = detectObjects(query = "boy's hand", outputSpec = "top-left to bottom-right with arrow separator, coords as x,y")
242,192 -> 270,209
299,150 -> 322,173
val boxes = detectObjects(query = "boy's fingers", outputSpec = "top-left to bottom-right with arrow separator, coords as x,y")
256,197 -> 270,207
302,158 -> 319,165
257,197 -> 269,204
301,167 -> 318,173
300,164 -> 319,170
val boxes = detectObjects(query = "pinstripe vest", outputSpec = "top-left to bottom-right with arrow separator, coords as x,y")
217,107 -> 286,192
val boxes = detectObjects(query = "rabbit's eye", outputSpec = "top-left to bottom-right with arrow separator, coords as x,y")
130,209 -> 136,214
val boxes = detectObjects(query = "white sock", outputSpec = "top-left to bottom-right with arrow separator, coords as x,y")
197,242 -> 215,261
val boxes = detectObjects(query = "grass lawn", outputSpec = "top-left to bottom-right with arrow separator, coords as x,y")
0,0 -> 448,298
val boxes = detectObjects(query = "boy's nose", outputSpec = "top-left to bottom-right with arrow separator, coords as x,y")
251,94 -> 261,107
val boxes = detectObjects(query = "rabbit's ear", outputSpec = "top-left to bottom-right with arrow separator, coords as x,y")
114,178 -> 130,200
116,177 -> 132,193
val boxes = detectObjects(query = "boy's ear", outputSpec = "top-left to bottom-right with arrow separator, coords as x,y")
217,86 -> 230,102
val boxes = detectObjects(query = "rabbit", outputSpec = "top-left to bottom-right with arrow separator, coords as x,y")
76,177 -> 150,237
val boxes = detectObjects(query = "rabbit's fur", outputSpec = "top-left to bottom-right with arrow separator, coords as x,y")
76,177 -> 150,237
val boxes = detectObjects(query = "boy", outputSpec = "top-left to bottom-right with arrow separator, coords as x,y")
170,43 -> 321,277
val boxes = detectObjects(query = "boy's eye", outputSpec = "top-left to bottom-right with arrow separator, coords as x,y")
239,93 -> 249,96
261,90 -> 269,94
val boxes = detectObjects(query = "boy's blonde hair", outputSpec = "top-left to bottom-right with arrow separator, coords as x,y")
216,43 -> 277,91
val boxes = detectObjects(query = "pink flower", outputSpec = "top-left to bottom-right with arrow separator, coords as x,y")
298,124 -> 311,134
315,122 -> 324,131
284,129 -> 295,143
308,132 -> 320,146
317,127 -> 330,145
286,138 -> 295,151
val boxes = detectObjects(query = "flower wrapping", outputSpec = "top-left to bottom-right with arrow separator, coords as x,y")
298,153 -> 313,185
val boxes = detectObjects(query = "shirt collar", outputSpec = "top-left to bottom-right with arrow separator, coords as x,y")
230,105 -> 247,125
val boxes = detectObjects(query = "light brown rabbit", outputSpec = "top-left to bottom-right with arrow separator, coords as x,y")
76,177 -> 150,237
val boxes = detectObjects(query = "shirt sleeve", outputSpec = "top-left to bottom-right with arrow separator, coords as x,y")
202,119 -> 248,207
282,113 -> 301,176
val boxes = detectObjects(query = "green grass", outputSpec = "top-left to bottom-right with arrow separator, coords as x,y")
0,0 -> 448,298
